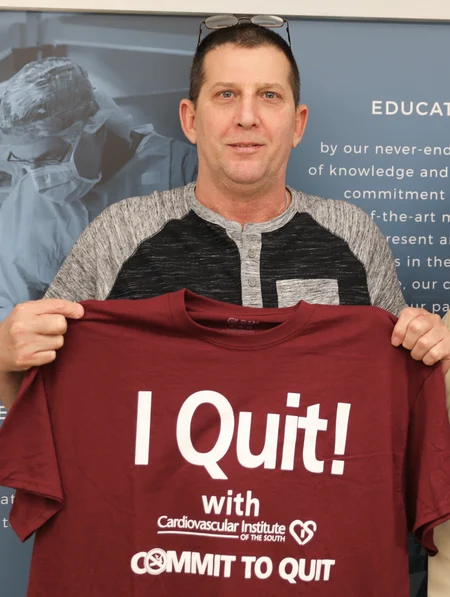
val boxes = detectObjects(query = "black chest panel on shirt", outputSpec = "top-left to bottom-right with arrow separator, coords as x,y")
260,212 -> 370,307
107,212 -> 242,305
107,210 -> 371,308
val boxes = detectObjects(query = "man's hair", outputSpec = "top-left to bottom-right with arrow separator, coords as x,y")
189,22 -> 300,106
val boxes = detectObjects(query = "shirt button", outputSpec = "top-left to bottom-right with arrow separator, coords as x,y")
248,278 -> 257,288
247,248 -> 257,259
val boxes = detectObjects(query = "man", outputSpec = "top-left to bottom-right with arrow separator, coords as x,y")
0,57 -> 198,320
0,17 -> 448,597
0,21 -> 449,411
0,23 -> 448,406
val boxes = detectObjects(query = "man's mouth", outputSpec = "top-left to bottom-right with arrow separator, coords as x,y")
228,143 -> 264,154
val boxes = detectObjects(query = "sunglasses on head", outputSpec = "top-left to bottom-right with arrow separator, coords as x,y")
197,14 -> 291,48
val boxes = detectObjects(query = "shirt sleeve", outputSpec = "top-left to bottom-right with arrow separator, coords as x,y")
300,194 -> 407,316
359,213 -> 407,316
339,202 -> 407,316
406,366 -> 450,554
43,215 -> 99,303
0,368 -> 64,541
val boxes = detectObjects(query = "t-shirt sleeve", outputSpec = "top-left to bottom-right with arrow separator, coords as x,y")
43,215 -> 99,303
303,195 -> 407,316
43,190 -> 177,303
338,202 -> 407,316
406,366 -> 450,554
358,213 -> 407,316
0,368 -> 64,541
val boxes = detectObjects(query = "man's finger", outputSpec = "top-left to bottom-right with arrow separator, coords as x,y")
14,298 -> 84,319
31,335 -> 65,355
409,330 -> 448,362
24,350 -> 58,369
419,340 -> 450,366
25,314 -> 69,336
14,350 -> 58,371
392,308 -> 436,348
13,337 -> 65,370
9,315 -> 68,348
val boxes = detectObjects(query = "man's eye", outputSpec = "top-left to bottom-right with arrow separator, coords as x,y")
219,91 -> 233,98
264,91 -> 278,99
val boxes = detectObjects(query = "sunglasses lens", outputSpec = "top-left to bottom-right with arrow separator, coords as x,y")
251,15 -> 284,28
204,15 -> 239,29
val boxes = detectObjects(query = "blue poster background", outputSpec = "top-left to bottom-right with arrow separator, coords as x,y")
1,12 -> 449,596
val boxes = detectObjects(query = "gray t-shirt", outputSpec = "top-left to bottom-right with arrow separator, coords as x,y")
45,182 -> 406,316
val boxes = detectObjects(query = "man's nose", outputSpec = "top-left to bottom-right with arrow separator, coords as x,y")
234,95 -> 260,129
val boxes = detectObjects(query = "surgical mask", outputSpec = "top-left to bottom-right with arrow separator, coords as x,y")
0,170 -> 13,205
0,163 -> 25,204
28,126 -> 103,204
9,94 -> 130,203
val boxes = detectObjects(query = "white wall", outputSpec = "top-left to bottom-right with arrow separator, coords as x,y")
1,0 -> 450,21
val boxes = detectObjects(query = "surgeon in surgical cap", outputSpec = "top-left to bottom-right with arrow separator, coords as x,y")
0,57 -> 198,320
0,94 -> 26,208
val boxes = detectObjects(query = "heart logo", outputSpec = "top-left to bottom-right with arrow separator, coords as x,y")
289,520 -> 317,546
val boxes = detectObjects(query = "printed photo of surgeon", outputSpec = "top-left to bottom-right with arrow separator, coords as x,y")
0,56 -> 198,320
0,161 -> 25,208
0,84 -> 26,208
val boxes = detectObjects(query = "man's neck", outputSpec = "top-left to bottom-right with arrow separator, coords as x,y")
194,178 -> 290,227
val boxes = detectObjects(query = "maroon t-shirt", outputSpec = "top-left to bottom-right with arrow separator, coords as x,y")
0,289 -> 450,597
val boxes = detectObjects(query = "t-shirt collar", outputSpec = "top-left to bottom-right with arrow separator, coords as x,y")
184,182 -> 298,233
169,288 -> 316,349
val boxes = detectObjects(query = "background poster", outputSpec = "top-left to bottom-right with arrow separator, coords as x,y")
1,11 -> 449,597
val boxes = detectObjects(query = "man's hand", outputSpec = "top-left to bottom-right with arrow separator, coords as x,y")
0,299 -> 84,373
392,307 -> 450,374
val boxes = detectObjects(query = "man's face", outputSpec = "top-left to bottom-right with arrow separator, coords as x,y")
181,44 -> 307,191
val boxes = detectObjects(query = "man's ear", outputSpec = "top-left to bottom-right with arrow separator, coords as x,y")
292,104 -> 309,148
179,98 -> 197,145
